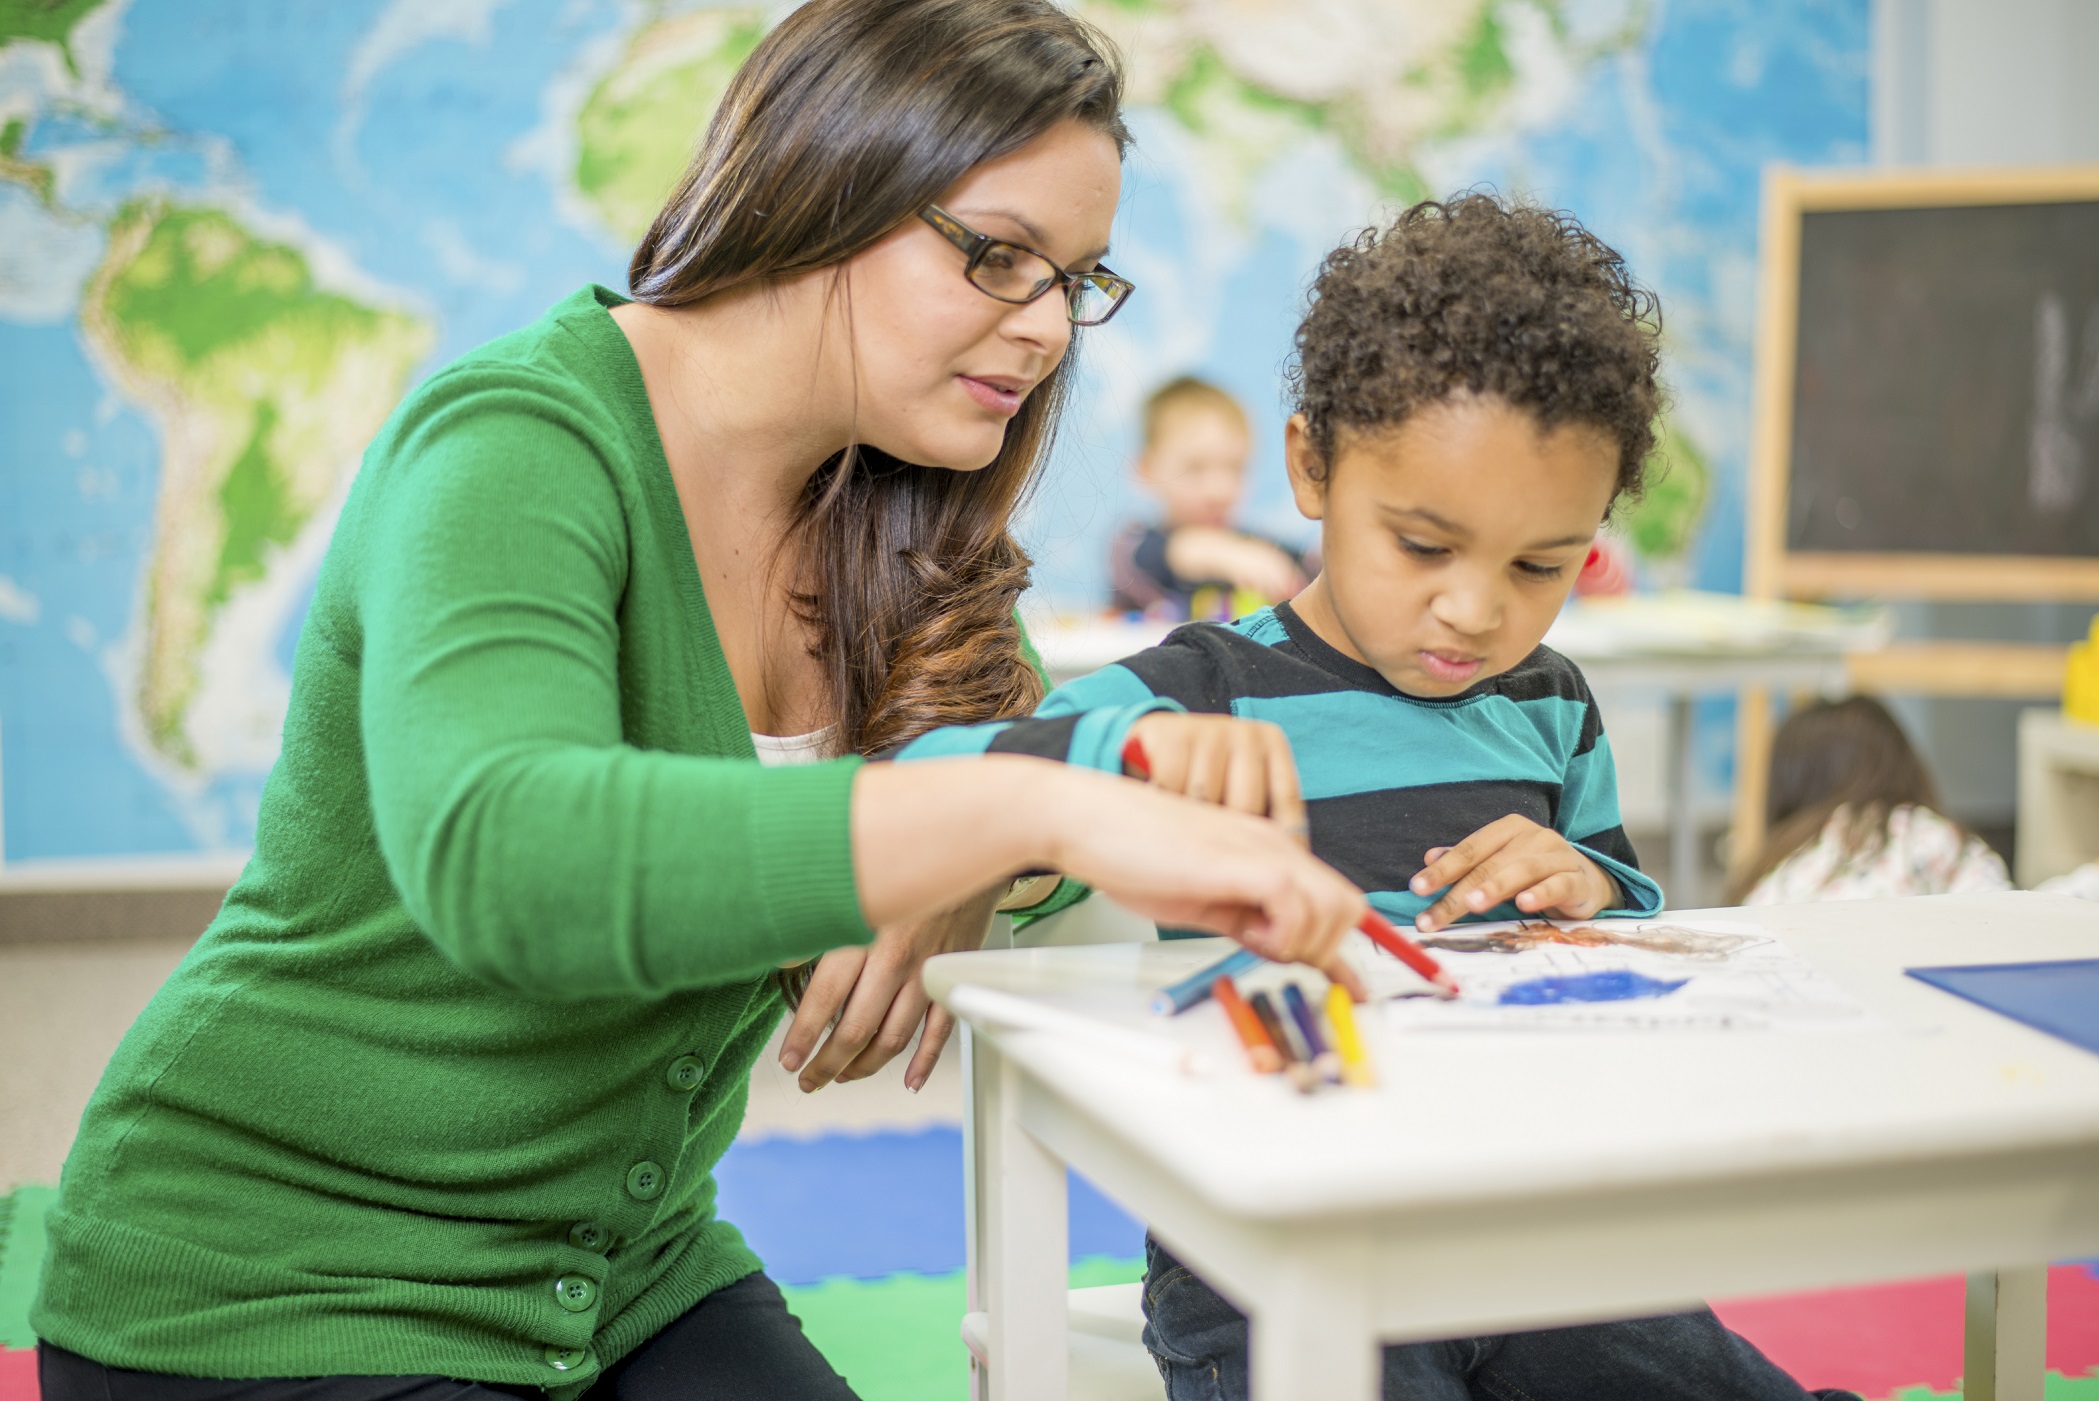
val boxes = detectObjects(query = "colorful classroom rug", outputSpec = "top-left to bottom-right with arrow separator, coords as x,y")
5,1131 -> 2098,1401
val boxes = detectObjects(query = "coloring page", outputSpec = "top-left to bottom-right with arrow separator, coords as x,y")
1370,919 -> 1870,1032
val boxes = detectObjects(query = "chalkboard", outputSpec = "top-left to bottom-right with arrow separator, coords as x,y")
1786,199 -> 2099,558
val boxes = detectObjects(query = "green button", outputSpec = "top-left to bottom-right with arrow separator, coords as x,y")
554,1274 -> 597,1313
544,1345 -> 587,1371
626,1160 -> 664,1201
567,1220 -> 609,1252
666,1055 -> 704,1092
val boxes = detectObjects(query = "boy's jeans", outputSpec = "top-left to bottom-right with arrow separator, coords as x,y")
1141,1238 -> 1864,1401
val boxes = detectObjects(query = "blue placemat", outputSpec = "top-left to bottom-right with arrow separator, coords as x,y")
1907,958 -> 2099,1057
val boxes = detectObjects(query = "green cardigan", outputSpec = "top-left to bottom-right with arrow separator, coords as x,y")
32,286 -> 876,1392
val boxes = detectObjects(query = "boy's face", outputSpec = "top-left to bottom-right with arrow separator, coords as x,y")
1138,407 -> 1250,529
1285,394 -> 1618,698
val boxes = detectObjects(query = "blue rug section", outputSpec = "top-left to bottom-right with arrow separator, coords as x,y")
715,1126 -> 1144,1287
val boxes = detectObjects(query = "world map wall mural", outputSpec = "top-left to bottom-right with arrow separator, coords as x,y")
0,0 -> 1867,861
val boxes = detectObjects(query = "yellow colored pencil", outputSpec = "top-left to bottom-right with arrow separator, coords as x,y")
1324,983 -> 1377,1088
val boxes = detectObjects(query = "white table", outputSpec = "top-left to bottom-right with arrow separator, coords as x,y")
926,892 -> 2099,1401
1025,593 -> 1884,908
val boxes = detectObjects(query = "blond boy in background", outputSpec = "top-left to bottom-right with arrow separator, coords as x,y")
1109,376 -> 1308,619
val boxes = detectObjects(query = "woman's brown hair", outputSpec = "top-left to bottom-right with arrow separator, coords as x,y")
1729,695 -> 1955,900
629,0 -> 1128,755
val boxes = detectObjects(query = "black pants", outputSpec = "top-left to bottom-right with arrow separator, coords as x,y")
39,1272 -> 859,1401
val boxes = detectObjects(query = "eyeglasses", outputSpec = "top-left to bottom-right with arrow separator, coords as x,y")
920,205 -> 1134,326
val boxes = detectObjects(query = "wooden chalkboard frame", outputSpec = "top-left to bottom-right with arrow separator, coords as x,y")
1729,165 -> 2099,886
1746,164 -> 2099,604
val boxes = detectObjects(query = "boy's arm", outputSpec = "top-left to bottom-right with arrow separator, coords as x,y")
904,625 -> 1261,925
1557,728 -> 1665,917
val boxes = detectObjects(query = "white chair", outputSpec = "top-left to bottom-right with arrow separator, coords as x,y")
962,896 -> 1168,1400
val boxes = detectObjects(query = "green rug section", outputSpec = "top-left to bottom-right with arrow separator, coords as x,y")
1887,1378 -> 2099,1400
782,1255 -> 1144,1401
0,1186 -> 56,1349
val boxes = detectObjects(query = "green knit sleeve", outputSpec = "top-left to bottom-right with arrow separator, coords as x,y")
357,371 -> 871,997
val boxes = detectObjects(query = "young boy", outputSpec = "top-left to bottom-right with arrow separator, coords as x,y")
1109,376 -> 1308,621
904,195 -> 1855,1401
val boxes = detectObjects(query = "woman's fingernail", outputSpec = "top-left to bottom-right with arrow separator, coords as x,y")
1468,891 -> 1486,910
1410,876 -> 1426,894
780,1051 -> 803,1072
906,1076 -> 924,1094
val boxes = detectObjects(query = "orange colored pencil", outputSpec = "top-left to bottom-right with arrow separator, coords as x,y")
1213,976 -> 1283,1074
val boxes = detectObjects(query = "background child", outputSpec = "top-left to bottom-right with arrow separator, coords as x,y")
913,193 -> 1855,1401
1108,375 -> 1308,619
1731,696 -> 2011,904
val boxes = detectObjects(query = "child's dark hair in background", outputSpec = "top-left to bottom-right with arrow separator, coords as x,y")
1731,696 -> 2009,904
1288,191 -> 1661,503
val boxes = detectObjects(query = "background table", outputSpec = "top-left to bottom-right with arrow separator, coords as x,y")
927,892 -> 2099,1401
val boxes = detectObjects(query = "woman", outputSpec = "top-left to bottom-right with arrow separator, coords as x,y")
32,3 -> 1363,1397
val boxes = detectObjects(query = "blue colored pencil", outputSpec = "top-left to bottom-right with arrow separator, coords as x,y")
1151,947 -> 1264,1015
1281,982 -> 1343,1084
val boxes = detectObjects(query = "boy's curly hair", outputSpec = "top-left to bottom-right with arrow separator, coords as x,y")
1287,192 -> 1663,505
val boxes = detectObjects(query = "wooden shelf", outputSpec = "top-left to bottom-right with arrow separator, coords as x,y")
1843,643 -> 2069,698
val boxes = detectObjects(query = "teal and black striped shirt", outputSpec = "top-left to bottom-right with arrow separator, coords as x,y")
903,600 -> 1663,925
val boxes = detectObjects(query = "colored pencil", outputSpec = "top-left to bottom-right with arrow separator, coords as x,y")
1212,977 -> 1283,1074
1152,947 -> 1264,1015
1324,982 -> 1377,1088
1122,734 -> 1458,1001
1281,982 -> 1343,1084
946,985 -> 1217,1077
1359,909 -> 1462,999
1248,990 -> 1319,1095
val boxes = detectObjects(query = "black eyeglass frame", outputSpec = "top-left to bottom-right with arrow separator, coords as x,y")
919,205 -> 1134,326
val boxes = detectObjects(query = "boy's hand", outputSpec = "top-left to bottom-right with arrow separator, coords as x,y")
1124,712 -> 1306,840
1407,815 -> 1618,932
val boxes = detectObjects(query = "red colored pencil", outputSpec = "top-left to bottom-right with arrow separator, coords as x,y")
1358,909 -> 1461,999
1123,734 -> 1461,1000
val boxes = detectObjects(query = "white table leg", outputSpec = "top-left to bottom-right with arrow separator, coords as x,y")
969,1032 -> 1068,1401
1964,1266 -> 2048,1401
1248,1278 -> 1379,1401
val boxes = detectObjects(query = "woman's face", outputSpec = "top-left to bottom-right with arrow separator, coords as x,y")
838,119 -> 1123,471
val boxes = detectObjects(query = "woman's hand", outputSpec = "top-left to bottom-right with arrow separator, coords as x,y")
851,757 -> 1368,999
1043,769 -> 1366,998
1407,815 -> 1619,933
781,887 -> 1000,1094
1123,712 -> 1305,834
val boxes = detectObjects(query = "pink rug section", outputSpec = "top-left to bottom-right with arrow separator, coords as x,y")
1713,1265 -> 2099,1398
0,1347 -> 34,1401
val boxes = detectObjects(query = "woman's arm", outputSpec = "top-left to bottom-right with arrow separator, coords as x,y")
360,380 -> 875,997
776,755 -> 1367,1092
358,377 -> 1364,1003
851,756 -> 1348,942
